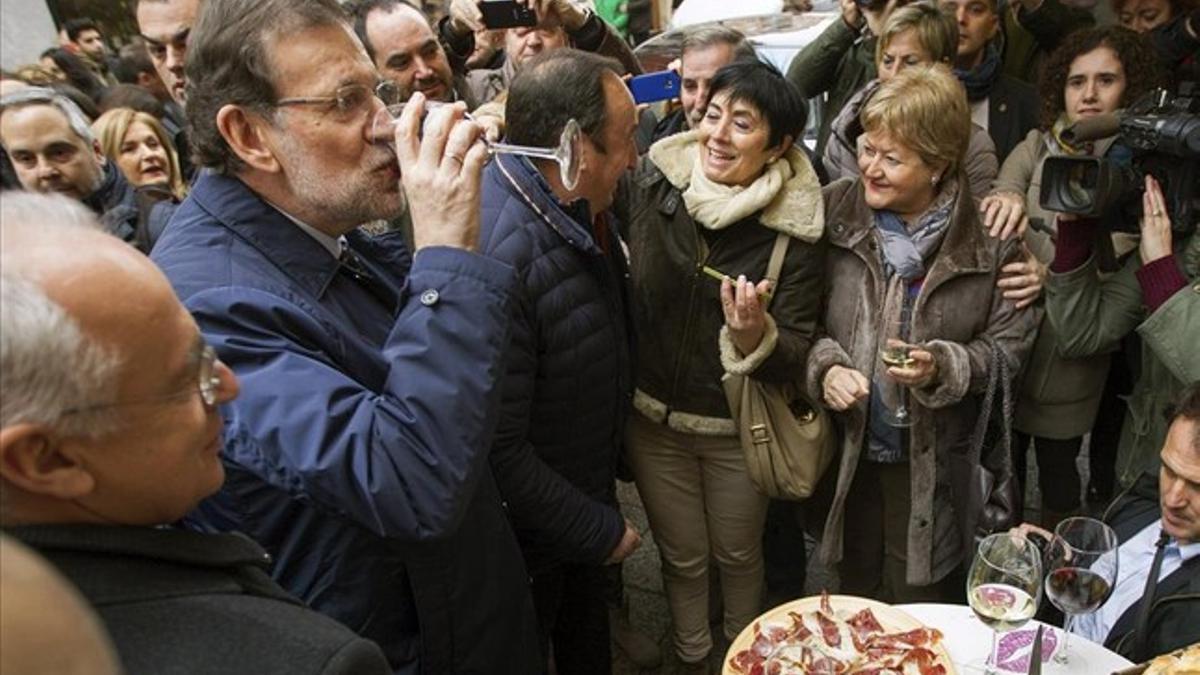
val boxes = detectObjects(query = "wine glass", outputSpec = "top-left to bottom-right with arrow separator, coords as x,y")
878,311 -> 914,427
967,532 -> 1043,675
1043,517 -> 1119,666
372,102 -> 582,190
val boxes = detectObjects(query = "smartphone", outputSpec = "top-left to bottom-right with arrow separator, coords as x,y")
628,70 -> 682,105
479,1 -> 538,29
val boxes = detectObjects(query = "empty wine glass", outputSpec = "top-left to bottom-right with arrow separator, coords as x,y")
1044,517 -> 1119,666
967,532 -> 1043,675
372,102 -> 582,190
878,311 -> 914,427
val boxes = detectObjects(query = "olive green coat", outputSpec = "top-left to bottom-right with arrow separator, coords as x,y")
1045,232 -> 1200,486
990,129 -> 1118,438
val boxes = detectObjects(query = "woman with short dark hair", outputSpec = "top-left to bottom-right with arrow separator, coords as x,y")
620,59 -> 825,670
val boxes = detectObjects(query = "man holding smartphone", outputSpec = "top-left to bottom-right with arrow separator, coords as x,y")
440,0 -> 643,105
641,26 -> 757,150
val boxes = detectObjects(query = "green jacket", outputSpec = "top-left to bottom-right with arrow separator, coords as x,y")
993,130 -> 1118,438
1045,232 -> 1200,486
1002,0 -> 1094,85
787,18 -> 876,159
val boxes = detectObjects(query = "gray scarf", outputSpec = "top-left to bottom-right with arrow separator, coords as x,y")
865,183 -> 957,463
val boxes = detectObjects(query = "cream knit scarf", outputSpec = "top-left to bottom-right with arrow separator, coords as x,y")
682,148 -> 793,230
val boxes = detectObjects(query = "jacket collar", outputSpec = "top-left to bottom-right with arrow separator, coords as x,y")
83,161 -> 135,215
645,130 -> 825,242
492,152 -> 602,255
8,523 -> 274,571
189,171 -> 347,297
828,174 -> 998,276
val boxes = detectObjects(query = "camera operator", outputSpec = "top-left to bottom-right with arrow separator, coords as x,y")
1043,174 -> 1199,492
1146,7 -> 1200,85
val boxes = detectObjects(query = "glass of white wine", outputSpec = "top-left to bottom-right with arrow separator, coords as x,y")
967,532 -> 1043,675
878,313 -> 914,427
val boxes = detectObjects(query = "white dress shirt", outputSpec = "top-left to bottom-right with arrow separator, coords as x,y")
1073,519 -> 1200,643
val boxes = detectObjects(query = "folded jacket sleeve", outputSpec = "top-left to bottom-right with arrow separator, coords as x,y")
189,248 -> 517,543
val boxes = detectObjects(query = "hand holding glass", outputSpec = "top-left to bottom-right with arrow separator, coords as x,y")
878,313 -> 914,427
373,101 -> 582,190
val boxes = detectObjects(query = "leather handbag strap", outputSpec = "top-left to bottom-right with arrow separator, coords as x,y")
763,233 -> 790,312
968,334 -> 1012,465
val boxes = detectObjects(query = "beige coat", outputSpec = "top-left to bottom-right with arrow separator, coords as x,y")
991,129 -> 1119,438
806,177 -> 1039,586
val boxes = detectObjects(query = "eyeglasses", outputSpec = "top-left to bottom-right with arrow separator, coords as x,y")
63,344 -> 223,415
275,80 -> 401,116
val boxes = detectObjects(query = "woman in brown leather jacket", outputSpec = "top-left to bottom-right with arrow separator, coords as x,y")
806,65 -> 1038,604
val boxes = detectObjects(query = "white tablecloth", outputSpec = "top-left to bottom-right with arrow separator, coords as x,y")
897,603 -> 1134,674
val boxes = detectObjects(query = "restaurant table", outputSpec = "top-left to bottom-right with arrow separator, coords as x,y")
898,603 -> 1134,674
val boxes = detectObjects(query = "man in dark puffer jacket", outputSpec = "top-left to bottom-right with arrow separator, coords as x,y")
477,49 -> 641,674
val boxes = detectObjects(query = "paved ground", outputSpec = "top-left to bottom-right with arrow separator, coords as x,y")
609,441 -> 1104,673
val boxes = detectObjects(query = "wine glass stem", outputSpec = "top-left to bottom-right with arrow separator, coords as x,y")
487,142 -> 558,161
1055,614 -> 1072,664
985,629 -> 999,675
897,384 -> 908,419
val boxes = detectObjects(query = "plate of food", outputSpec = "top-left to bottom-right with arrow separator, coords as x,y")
1143,643 -> 1200,675
724,593 -> 955,675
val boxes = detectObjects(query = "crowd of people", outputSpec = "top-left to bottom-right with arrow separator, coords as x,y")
0,0 -> 1197,673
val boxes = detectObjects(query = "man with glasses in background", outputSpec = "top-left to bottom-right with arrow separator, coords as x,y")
0,192 -> 391,675
150,0 -> 540,672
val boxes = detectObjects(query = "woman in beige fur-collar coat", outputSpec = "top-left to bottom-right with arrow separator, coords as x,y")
617,61 -> 825,670
805,66 -> 1038,603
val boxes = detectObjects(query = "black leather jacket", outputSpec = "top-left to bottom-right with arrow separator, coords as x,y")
618,154 -> 825,426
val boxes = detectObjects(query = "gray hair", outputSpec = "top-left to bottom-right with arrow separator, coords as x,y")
0,193 -> 122,438
0,87 -> 96,145
680,26 -> 758,63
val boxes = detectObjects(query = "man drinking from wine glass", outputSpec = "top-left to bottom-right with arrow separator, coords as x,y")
1019,382 -> 1200,662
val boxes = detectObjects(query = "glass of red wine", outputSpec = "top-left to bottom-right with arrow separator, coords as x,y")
967,532 -> 1043,675
1043,517 -> 1119,666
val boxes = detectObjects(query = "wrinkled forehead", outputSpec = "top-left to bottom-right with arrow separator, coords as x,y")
367,4 -> 437,51
680,43 -> 735,80
264,21 -> 375,95
1162,418 -> 1200,481
942,0 -> 1000,13
137,0 -> 200,42
0,104 -> 85,149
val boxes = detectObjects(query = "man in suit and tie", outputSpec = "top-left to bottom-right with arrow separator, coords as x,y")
1026,383 -> 1200,662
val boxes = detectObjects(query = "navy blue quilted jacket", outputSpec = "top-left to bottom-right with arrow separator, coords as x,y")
478,154 -> 634,573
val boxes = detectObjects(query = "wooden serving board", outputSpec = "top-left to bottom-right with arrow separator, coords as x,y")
723,594 -> 958,674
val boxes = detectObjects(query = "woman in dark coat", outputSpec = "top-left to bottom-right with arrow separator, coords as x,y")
619,60 -> 825,670
807,64 -> 1038,603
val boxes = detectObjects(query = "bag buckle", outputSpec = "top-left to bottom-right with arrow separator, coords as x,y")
750,424 -> 771,446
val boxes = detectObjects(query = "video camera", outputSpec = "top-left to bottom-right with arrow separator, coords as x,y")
1038,84 -> 1200,234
